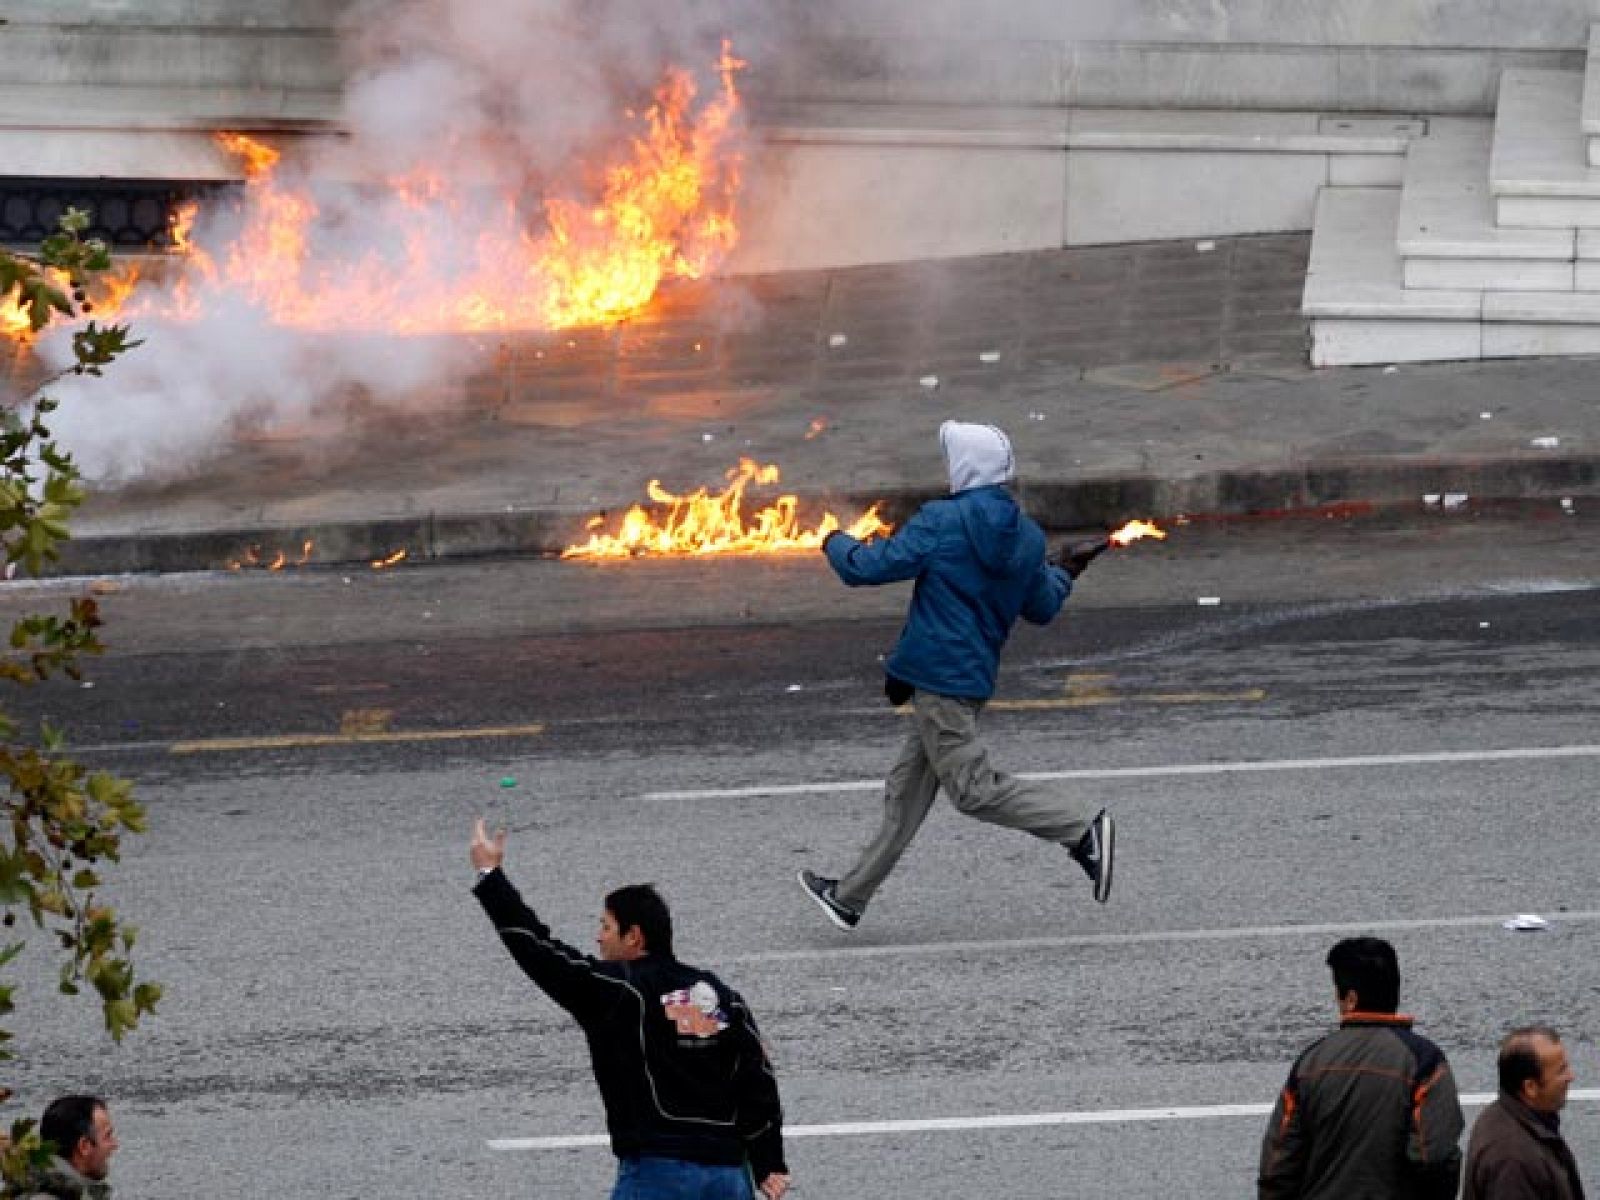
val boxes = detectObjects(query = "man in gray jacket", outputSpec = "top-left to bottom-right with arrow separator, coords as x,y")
18,1094 -> 116,1199
1463,1025 -> 1585,1199
1259,937 -> 1464,1200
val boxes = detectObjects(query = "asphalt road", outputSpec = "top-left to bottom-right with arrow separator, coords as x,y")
1,513 -> 1597,1199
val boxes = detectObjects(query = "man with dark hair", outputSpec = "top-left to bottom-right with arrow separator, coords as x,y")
1259,937 -> 1463,1200
20,1094 -> 116,1199
469,819 -> 789,1200
1325,936 -> 1402,1012
604,883 -> 673,960
1463,1025 -> 1585,1199
797,420 -> 1116,931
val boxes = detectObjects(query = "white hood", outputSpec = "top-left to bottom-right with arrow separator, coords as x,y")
939,421 -> 1014,494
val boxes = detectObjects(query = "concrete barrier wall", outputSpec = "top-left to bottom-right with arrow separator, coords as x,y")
0,1 -> 347,25
776,0 -> 1600,46
2,0 -> 1598,115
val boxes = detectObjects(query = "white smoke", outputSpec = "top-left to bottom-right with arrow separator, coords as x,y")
42,0 -> 779,485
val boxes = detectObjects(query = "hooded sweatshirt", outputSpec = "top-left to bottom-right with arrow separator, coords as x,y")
940,421 -> 1014,494
823,422 -> 1070,699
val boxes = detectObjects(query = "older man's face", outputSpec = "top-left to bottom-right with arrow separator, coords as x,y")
1525,1036 -> 1575,1115
77,1104 -> 117,1180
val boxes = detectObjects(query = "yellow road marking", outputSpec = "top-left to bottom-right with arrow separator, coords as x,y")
890,672 -> 1265,713
989,670 -> 1265,711
989,688 -> 1267,711
170,723 -> 546,755
339,707 -> 394,735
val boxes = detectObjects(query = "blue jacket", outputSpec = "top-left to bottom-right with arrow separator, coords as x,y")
825,484 -> 1071,700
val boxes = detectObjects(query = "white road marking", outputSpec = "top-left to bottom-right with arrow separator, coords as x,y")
642,743 -> 1600,802
489,1090 -> 1600,1151
723,909 -> 1600,967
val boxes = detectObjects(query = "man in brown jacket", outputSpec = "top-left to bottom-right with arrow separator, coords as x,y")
1259,937 -> 1464,1200
1464,1025 -> 1586,1200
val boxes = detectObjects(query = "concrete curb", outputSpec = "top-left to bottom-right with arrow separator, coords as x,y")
47,453 -> 1600,577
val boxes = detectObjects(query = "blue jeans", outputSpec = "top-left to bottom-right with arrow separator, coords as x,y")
611,1155 -> 755,1200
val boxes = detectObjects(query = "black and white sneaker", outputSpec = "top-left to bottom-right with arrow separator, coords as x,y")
797,869 -> 861,931
1072,810 -> 1115,904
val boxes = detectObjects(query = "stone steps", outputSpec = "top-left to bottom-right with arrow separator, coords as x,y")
1585,23 -> 1600,166
1488,69 -> 1600,227
1398,120 -> 1574,291
1305,22 -> 1600,363
1305,188 -> 1600,364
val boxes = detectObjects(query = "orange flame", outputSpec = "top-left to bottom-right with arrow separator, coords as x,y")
0,295 -> 36,342
14,45 -> 746,343
371,549 -> 408,569
215,132 -> 282,179
563,458 -> 892,558
227,539 -> 314,571
1109,519 -> 1167,546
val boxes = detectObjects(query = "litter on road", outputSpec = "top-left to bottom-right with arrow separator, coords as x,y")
1503,914 -> 1550,932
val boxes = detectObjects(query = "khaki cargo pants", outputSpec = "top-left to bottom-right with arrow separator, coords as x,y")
835,688 -> 1098,912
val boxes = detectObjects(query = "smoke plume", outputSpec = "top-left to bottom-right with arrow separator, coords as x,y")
41,0 -> 776,485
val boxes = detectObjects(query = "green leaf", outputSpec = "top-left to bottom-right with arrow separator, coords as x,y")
0,854 -> 32,906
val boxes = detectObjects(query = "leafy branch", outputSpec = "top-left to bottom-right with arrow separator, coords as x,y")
0,211 -> 158,1184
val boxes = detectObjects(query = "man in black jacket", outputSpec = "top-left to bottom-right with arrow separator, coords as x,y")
470,818 -> 790,1200
1463,1025 -> 1585,1199
1259,937 -> 1463,1200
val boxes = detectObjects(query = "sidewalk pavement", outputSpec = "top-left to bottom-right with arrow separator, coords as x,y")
13,233 -> 1599,576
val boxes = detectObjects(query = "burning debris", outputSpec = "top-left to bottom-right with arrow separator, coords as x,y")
13,31 -> 752,486
80,44 -> 745,339
562,458 -> 891,558
227,540 -> 315,571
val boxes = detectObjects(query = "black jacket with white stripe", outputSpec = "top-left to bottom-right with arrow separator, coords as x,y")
474,867 -> 787,1182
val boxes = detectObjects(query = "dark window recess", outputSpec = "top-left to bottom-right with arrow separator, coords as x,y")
0,180 -> 228,250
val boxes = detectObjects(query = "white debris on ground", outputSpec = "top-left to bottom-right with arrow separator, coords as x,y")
1503,914 -> 1550,932
979,351 -> 1001,363
828,333 -> 848,348
919,375 -> 939,389
1531,436 -> 1561,449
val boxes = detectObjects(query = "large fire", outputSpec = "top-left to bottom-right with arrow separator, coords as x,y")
5,44 -> 745,340
563,458 -> 893,558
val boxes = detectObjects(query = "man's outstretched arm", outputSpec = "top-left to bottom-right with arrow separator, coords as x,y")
469,818 -> 616,1020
